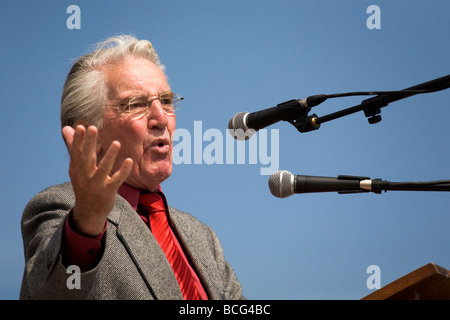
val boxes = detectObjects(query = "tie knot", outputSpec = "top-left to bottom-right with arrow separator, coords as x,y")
138,193 -> 165,214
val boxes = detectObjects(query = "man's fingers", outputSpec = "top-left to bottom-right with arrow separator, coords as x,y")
83,126 -> 98,154
95,140 -> 121,179
81,126 -> 99,171
70,125 -> 86,157
65,125 -> 102,181
62,126 -> 75,149
66,125 -> 132,191
96,142 -> 133,188
111,158 -> 133,187
66,125 -> 87,179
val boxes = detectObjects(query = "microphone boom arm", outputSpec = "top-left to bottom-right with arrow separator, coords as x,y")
368,179 -> 450,193
293,74 -> 450,133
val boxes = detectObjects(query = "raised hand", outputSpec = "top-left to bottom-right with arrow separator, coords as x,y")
62,125 -> 133,236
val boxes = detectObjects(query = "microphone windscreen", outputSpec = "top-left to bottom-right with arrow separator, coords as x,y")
269,170 -> 294,198
228,112 -> 255,140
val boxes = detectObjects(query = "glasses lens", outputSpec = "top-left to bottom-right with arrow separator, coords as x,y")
119,92 -> 183,118
163,93 -> 183,114
159,92 -> 174,105
171,93 -> 184,109
126,97 -> 148,116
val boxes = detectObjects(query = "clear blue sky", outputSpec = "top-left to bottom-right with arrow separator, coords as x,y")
1,0 -> 449,299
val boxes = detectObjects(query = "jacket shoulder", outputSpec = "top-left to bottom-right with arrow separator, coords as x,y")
26,182 -> 74,207
21,183 -> 74,239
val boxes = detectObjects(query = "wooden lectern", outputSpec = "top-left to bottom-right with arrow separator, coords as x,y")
362,263 -> 450,300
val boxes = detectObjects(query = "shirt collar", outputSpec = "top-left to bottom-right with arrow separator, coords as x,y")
118,183 -> 162,211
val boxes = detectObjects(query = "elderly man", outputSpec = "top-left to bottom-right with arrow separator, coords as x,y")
20,35 -> 244,300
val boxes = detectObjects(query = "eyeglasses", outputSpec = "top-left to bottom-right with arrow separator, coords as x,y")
114,91 -> 183,118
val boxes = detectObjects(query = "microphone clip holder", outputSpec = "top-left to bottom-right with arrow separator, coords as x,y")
271,99 -> 318,133
336,175 -> 371,194
287,94 -> 328,133
287,113 -> 321,133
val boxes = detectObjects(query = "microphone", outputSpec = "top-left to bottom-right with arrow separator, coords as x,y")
228,75 -> 450,140
268,170 -> 371,198
268,170 -> 450,198
228,95 -> 326,140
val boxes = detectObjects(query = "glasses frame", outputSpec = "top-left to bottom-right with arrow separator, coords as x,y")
112,91 -> 184,118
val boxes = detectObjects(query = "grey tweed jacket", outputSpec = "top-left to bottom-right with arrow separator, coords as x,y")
20,182 -> 244,300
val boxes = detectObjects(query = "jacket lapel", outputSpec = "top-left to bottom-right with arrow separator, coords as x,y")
107,195 -> 183,300
168,208 -> 222,300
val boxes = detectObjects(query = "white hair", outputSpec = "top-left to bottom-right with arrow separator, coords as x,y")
60,35 -> 165,128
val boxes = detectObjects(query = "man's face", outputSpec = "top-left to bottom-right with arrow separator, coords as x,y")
97,55 -> 176,191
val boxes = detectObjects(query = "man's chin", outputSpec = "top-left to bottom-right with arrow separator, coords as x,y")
135,165 -> 172,190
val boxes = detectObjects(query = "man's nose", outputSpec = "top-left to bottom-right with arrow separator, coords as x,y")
147,100 -> 169,129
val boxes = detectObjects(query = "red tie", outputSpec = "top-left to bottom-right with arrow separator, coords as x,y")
138,193 -> 201,300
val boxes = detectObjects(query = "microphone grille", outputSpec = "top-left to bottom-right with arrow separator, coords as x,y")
228,112 -> 246,130
268,170 -> 294,198
228,112 -> 254,140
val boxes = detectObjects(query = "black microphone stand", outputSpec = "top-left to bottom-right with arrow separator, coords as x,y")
370,179 -> 450,193
270,75 -> 450,197
291,74 -> 450,133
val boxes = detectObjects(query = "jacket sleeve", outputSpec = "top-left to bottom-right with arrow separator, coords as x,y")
20,183 -> 102,299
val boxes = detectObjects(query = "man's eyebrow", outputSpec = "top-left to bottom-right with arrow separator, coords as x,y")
119,94 -> 148,104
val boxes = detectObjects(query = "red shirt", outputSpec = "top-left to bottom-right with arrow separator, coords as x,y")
63,183 -> 208,300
